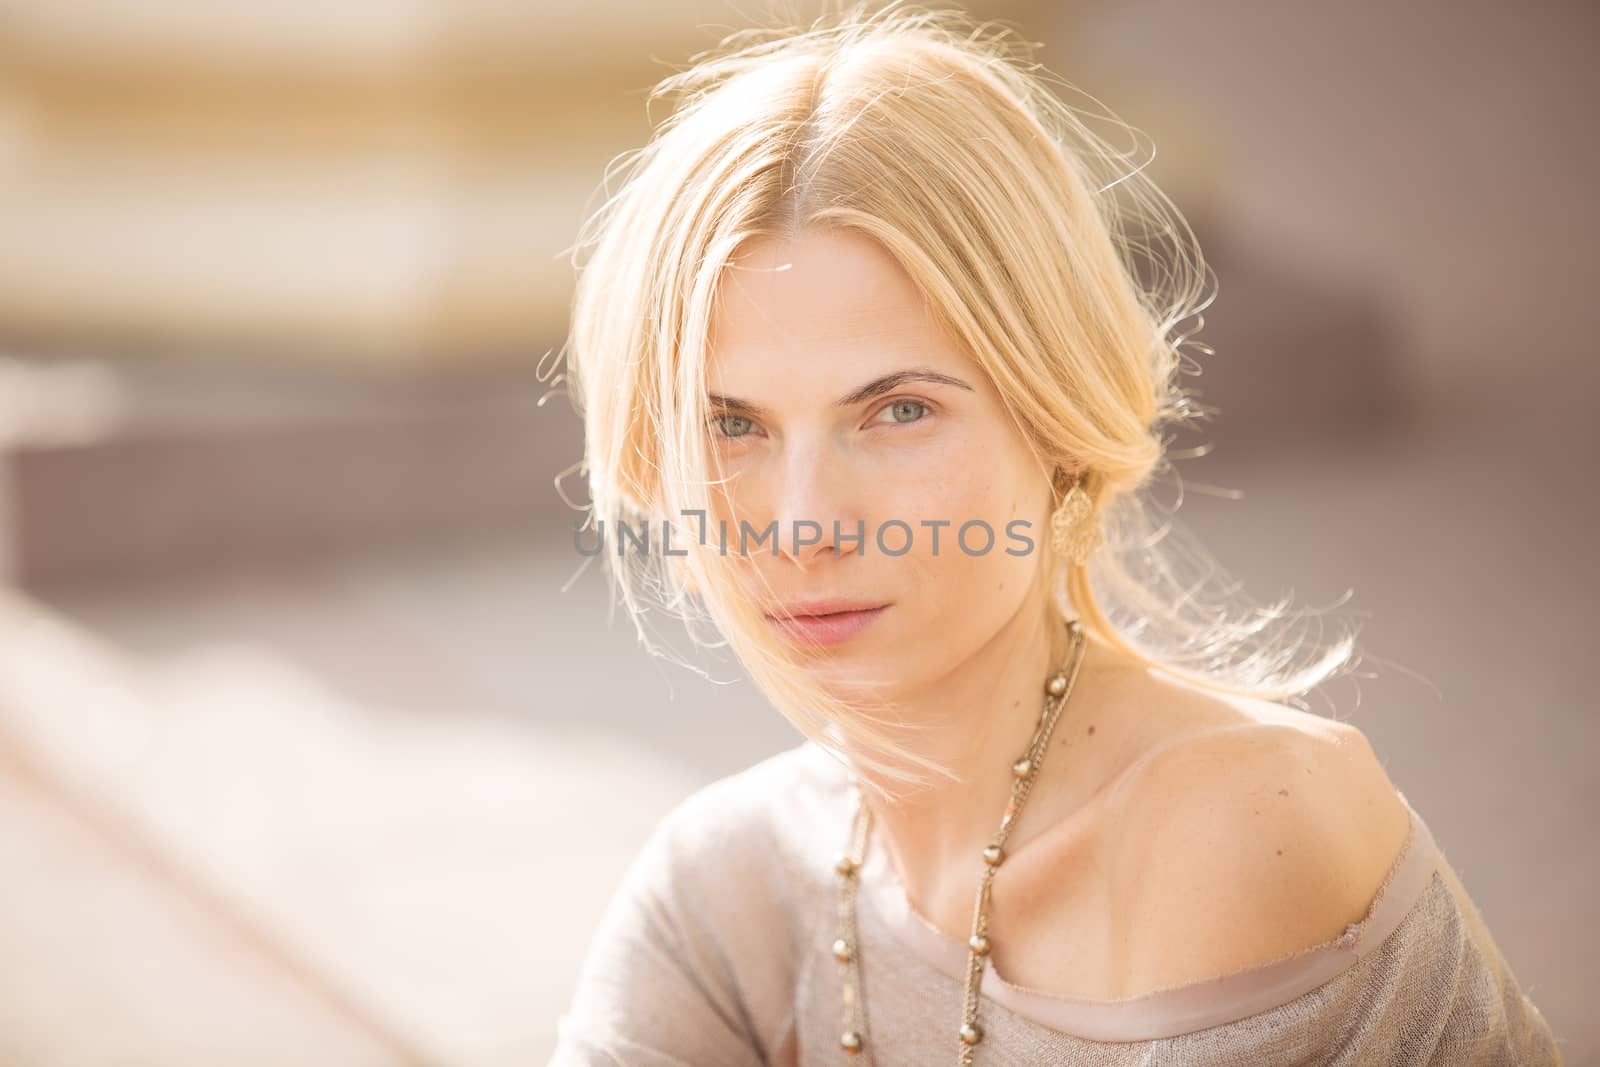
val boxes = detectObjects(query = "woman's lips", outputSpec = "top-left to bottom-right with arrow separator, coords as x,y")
765,605 -> 889,646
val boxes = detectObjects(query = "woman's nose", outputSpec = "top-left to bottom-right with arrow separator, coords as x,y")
770,446 -> 855,567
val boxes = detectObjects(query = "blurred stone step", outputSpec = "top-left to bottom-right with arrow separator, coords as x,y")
0,585 -> 706,1063
1,354 -> 585,589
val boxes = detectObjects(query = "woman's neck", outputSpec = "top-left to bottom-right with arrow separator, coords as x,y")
843,601 -> 1114,926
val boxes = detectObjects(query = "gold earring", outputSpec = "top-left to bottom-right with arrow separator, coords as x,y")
1050,472 -> 1102,566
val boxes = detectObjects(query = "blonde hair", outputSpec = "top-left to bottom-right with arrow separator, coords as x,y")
545,1 -> 1363,798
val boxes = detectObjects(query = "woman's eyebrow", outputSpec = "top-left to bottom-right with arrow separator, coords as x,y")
707,367 -> 975,417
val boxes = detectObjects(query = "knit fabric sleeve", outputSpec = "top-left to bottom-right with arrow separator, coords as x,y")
1167,863 -> 1564,1066
545,790 -> 768,1067
545,775 -> 800,1067
1224,857 -> 1564,1066
1404,855 -> 1566,1066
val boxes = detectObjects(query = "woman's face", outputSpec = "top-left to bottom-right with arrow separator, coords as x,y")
704,227 -> 1055,693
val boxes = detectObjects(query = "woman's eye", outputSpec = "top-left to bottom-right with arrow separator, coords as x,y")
875,399 -> 929,426
711,414 -> 755,438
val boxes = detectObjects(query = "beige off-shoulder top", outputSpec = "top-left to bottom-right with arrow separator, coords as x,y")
549,740 -> 1562,1065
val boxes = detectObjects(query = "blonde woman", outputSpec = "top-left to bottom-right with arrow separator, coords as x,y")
545,4 -> 1561,1064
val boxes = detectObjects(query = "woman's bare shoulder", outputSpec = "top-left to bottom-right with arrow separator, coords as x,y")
1099,688 -> 1414,996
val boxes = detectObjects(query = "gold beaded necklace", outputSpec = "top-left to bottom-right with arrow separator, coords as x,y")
831,617 -> 1087,1063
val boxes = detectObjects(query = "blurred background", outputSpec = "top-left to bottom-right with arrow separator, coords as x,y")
0,1 -> 1593,1063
